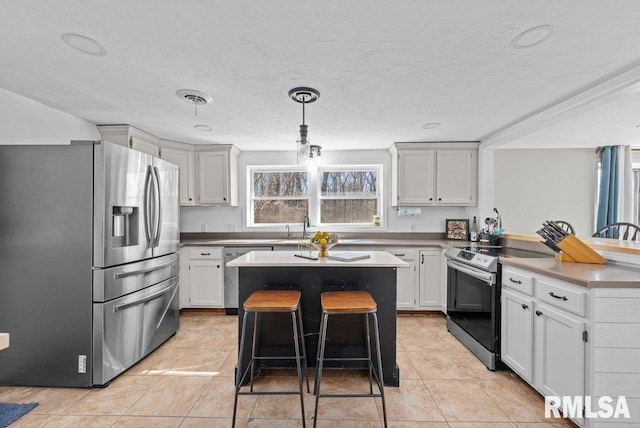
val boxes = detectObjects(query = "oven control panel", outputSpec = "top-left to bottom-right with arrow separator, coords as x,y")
444,247 -> 498,272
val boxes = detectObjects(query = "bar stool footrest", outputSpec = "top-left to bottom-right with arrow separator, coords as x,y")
318,393 -> 384,398
239,391 -> 305,396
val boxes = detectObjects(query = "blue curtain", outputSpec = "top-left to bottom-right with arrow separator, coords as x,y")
596,146 -> 620,231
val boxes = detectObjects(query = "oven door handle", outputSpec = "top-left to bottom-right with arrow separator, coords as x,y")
446,259 -> 496,285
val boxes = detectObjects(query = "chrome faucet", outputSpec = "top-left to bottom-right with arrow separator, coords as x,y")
302,214 -> 310,239
285,225 -> 291,240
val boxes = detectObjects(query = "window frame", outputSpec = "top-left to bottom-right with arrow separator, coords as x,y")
247,163 -> 384,229
316,165 -> 383,227
248,165 -> 310,228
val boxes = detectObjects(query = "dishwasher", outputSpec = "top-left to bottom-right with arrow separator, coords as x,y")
223,246 -> 273,314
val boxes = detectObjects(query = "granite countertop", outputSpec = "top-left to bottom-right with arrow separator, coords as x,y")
500,257 -> 640,288
226,250 -> 409,268
181,237 -> 458,248
181,231 -> 640,288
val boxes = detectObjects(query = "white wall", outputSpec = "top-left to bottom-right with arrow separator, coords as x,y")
180,149 -> 468,234
493,148 -> 598,236
0,88 -> 99,144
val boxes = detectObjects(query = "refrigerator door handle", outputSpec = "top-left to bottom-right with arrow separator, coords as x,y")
113,282 -> 175,312
113,259 -> 176,279
143,165 -> 154,247
152,166 -> 162,248
155,284 -> 178,329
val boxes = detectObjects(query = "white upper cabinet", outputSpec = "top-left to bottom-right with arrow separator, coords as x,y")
195,146 -> 239,206
389,142 -> 478,206
97,125 -> 159,157
396,150 -> 435,205
159,141 -> 196,206
436,150 -> 475,204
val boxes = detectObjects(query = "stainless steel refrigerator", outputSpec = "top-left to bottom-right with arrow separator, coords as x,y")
0,140 -> 180,387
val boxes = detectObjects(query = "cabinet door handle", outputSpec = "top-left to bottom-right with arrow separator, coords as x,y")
421,254 -> 424,264
535,310 -> 543,316
521,304 -> 528,309
509,278 -> 522,284
549,292 -> 568,301
394,253 -> 405,257
429,197 -> 433,201
217,265 -> 220,268
201,252 -> 211,256
438,198 -> 442,201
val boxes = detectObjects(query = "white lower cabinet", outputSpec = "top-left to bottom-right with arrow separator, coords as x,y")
501,288 -> 534,382
418,249 -> 441,310
501,266 -> 586,426
180,247 -> 224,308
386,248 -> 417,309
534,302 -> 585,400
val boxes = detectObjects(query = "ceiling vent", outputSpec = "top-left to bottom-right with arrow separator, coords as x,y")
176,89 -> 213,105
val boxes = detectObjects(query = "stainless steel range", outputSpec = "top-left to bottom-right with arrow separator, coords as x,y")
444,246 -> 550,370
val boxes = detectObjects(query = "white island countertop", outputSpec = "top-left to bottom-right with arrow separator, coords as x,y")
226,250 -> 409,268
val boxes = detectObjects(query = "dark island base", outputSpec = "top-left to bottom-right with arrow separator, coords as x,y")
237,266 -> 399,387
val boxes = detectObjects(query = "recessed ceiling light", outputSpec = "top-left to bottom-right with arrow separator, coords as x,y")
422,122 -> 441,130
511,25 -> 556,49
194,124 -> 213,132
61,33 -> 107,56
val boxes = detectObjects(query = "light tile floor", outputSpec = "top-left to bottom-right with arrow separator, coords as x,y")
0,312 -> 577,427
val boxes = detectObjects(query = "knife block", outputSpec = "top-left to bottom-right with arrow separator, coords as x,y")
554,235 -> 607,264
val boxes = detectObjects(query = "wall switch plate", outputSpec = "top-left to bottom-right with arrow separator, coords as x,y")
227,224 -> 237,232
200,223 -> 207,232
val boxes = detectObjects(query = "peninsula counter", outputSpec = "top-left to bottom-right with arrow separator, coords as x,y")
226,250 -> 408,387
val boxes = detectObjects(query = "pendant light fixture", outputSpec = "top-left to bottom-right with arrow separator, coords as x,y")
289,87 -> 320,164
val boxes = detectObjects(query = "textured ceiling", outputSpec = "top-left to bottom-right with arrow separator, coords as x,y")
2,0 -> 640,150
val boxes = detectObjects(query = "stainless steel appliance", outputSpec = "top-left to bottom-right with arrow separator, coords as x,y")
223,247 -> 273,314
0,141 -> 180,387
444,246 -> 550,370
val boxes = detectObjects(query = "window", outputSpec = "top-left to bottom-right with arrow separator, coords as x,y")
250,168 -> 308,224
319,167 -> 380,224
248,165 -> 383,227
633,150 -> 640,226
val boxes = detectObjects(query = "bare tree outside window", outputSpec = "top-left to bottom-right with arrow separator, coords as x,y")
249,166 -> 382,226
320,170 -> 378,224
252,171 -> 309,224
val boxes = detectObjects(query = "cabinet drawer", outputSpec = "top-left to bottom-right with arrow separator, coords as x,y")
386,248 -> 416,261
189,247 -> 222,260
502,267 -> 534,296
536,279 -> 586,316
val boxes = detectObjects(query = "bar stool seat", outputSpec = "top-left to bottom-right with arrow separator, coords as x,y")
232,289 -> 309,428
313,290 -> 387,427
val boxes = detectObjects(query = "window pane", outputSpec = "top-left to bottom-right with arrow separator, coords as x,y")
253,171 -> 308,197
320,199 -> 377,224
254,199 -> 309,224
320,171 -> 377,197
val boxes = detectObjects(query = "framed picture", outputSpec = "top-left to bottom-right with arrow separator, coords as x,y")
446,219 -> 469,240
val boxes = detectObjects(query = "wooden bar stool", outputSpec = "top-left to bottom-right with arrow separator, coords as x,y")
313,290 -> 387,427
232,289 -> 309,428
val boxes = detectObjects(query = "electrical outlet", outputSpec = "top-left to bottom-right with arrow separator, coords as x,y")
227,224 -> 237,232
200,223 -> 207,232
410,224 -> 416,232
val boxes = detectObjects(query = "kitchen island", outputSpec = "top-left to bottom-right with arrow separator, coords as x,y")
226,250 -> 408,387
